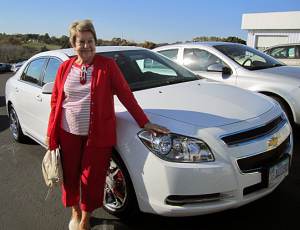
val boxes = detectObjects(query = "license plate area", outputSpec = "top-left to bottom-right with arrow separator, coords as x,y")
262,154 -> 290,188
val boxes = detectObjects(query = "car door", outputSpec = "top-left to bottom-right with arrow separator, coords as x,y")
37,58 -> 62,143
181,47 -> 237,86
16,58 -> 48,140
16,57 -> 61,144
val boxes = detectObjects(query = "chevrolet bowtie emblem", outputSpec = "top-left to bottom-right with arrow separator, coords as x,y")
268,136 -> 279,149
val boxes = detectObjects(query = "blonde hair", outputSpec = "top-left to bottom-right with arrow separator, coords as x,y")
69,19 -> 97,47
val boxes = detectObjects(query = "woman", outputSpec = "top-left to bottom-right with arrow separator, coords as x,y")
45,20 -> 170,230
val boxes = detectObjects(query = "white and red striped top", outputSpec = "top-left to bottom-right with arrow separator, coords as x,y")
61,62 -> 93,135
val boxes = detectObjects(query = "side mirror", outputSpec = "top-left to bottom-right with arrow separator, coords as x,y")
42,82 -> 54,94
207,64 -> 231,74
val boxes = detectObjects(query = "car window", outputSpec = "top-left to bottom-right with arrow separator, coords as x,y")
99,50 -> 198,91
183,48 -> 222,71
43,58 -> 62,85
214,44 -> 284,70
270,46 -> 295,59
20,58 -> 47,85
157,49 -> 178,61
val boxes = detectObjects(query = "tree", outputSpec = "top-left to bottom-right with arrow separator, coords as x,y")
111,37 -> 122,46
51,36 -> 60,45
96,39 -> 104,46
43,33 -> 52,44
141,41 -> 157,49
40,45 -> 49,52
8,37 -> 22,46
191,35 -> 246,44
60,35 -> 71,48
223,36 -> 246,44
0,44 -> 32,63
192,36 -> 223,42
120,40 -> 137,46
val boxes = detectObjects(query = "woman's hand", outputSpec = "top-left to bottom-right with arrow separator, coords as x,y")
45,136 -> 50,150
143,123 -> 170,136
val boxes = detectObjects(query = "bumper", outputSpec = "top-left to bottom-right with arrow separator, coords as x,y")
120,117 -> 293,217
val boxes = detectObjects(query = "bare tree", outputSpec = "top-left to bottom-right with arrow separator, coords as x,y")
0,44 -> 31,63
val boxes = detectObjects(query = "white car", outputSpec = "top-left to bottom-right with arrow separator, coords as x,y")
5,46 -> 293,217
154,42 -> 300,127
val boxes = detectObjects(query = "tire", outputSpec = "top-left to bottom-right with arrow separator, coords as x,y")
103,151 -> 139,218
9,105 -> 26,143
271,96 -> 294,125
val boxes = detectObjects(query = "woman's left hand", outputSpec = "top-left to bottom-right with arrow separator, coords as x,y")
143,123 -> 170,136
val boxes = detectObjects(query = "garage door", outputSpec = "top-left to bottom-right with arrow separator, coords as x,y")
256,36 -> 288,50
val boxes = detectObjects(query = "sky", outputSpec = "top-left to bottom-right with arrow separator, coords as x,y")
1,0 -> 299,44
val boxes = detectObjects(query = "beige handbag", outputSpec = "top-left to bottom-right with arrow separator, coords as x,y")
42,148 -> 63,188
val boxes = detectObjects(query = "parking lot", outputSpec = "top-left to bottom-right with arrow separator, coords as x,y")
1,71 -> 300,230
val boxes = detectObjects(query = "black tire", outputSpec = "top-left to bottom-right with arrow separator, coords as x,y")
9,105 -> 26,143
103,150 -> 139,218
271,96 -> 294,125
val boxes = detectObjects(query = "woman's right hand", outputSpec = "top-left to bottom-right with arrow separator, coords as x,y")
45,136 -> 50,150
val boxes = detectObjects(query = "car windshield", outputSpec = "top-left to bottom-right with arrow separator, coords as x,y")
98,50 -> 198,91
214,44 -> 285,70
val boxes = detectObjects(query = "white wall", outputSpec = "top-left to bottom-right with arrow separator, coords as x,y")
246,30 -> 300,50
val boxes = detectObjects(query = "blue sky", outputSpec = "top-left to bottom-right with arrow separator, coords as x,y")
1,0 -> 299,43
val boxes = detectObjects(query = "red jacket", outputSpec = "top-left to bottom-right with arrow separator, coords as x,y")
47,54 -> 150,150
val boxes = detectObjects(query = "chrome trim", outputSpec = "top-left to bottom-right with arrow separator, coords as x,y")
236,134 -> 292,175
24,131 -> 46,148
220,114 -> 285,147
165,194 -> 234,205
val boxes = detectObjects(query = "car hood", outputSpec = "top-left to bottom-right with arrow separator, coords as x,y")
131,80 -> 274,127
256,66 -> 300,80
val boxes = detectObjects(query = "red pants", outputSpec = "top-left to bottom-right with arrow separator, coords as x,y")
60,128 -> 112,212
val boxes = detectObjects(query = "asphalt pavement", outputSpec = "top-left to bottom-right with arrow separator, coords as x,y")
0,72 -> 299,230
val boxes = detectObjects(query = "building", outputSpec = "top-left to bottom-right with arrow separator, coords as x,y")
241,11 -> 300,50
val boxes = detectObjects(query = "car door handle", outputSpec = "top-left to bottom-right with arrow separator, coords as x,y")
14,87 -> 18,92
36,95 -> 42,102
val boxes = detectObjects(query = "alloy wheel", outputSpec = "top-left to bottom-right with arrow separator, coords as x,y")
104,158 -> 127,211
9,107 -> 19,140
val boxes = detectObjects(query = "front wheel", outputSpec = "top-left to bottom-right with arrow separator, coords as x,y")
270,96 -> 293,125
103,151 -> 139,218
9,105 -> 26,143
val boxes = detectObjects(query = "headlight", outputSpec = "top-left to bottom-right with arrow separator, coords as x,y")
138,131 -> 214,163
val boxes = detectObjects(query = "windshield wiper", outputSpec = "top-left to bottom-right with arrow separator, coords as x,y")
271,64 -> 285,67
167,78 -> 198,84
248,63 -> 284,70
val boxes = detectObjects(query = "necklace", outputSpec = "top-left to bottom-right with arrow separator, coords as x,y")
80,66 -> 87,85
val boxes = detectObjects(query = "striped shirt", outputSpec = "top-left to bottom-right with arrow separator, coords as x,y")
61,63 -> 93,135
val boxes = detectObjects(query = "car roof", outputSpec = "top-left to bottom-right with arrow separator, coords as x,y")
32,46 -> 147,59
154,42 -> 245,50
264,43 -> 300,51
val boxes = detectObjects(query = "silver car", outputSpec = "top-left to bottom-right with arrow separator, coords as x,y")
263,43 -> 300,67
154,42 -> 300,127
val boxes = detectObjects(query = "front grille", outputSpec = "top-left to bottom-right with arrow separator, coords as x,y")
237,137 -> 290,173
221,115 -> 283,146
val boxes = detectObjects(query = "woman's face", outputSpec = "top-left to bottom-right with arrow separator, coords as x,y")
74,31 -> 96,64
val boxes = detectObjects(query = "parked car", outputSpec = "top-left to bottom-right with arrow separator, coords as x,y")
11,62 -> 25,72
263,43 -> 300,66
0,63 -> 10,72
154,42 -> 300,126
0,63 -> 5,72
5,46 -> 292,218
